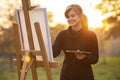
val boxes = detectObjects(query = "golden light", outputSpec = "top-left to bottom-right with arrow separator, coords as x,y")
81,0 -> 103,29
33,0 -> 103,29
86,8 -> 103,29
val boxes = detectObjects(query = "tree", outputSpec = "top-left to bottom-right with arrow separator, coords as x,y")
0,0 -> 21,28
50,23 -> 67,43
96,0 -> 120,39
0,0 -> 21,54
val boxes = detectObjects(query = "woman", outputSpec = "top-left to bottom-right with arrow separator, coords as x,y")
53,4 -> 99,80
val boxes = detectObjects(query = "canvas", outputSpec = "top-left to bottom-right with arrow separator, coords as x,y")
16,8 -> 53,61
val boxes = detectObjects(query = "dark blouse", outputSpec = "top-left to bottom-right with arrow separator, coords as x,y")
53,27 -> 99,80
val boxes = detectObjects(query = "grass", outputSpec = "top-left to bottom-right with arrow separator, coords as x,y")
93,57 -> 120,80
0,57 -> 120,80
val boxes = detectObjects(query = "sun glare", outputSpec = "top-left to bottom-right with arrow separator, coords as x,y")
81,0 -> 103,29
34,0 -> 103,29
86,9 -> 103,29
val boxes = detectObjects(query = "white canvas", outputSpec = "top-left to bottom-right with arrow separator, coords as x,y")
16,8 -> 53,61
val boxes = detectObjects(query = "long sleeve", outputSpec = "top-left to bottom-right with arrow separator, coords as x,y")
52,31 -> 64,58
78,32 -> 99,64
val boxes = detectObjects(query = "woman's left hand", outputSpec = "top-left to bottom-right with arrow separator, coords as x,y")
74,49 -> 86,60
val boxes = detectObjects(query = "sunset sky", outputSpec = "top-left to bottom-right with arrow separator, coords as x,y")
34,0 -> 103,28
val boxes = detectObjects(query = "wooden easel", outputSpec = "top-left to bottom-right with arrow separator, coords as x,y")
14,0 -> 60,80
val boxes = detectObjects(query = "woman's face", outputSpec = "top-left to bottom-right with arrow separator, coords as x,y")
66,9 -> 81,27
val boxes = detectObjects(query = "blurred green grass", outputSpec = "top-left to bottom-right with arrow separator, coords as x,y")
93,57 -> 120,80
0,57 -> 120,80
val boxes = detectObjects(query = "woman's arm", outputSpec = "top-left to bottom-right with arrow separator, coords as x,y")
52,31 -> 64,58
77,32 -> 99,64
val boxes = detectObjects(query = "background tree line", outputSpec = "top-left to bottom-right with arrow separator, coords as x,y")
96,0 -> 120,39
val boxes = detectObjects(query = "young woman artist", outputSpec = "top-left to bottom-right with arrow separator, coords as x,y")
52,4 -> 99,80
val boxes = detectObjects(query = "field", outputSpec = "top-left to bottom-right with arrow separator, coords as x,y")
0,57 -> 120,80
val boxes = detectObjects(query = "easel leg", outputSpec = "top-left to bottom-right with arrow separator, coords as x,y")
20,61 -> 27,80
20,53 -> 29,80
34,22 -> 53,80
13,23 -> 22,80
30,55 -> 38,80
20,53 -> 37,80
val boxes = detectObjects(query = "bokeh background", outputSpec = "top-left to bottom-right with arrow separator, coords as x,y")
0,0 -> 120,80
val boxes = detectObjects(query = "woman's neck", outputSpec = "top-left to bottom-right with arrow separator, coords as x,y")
71,25 -> 82,31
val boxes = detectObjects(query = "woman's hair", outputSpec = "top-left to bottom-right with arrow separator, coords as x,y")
64,4 -> 88,29
81,14 -> 88,29
65,4 -> 83,18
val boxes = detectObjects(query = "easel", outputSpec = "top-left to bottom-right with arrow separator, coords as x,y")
14,0 -> 60,80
